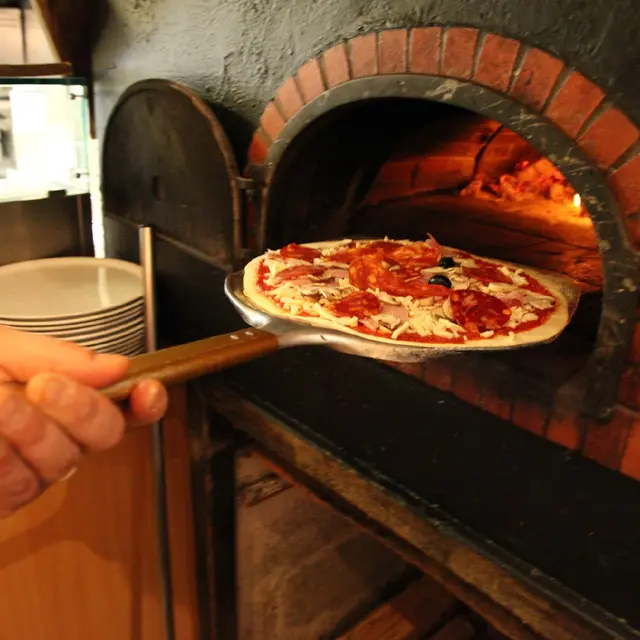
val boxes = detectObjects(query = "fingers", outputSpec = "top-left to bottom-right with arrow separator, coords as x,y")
125,379 -> 168,428
0,326 -> 128,388
0,374 -> 167,517
0,436 -> 42,518
23,375 -> 167,445
0,323 -> 169,517
25,373 -> 126,452
0,386 -> 80,483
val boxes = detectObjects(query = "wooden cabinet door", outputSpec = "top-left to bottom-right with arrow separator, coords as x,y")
0,386 -> 198,640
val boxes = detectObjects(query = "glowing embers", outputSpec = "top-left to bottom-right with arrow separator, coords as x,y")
365,114 -> 588,220
461,156 -> 586,216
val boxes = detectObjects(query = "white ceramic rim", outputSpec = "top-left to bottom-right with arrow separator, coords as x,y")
1,302 -> 145,334
73,326 -> 145,348
45,317 -> 145,342
70,331 -> 145,352
92,339 -> 145,356
0,298 -> 144,328
22,310 -> 145,339
0,257 -> 143,322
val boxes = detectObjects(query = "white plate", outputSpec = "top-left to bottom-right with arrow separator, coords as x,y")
71,332 -> 145,354
102,337 -> 146,357
93,341 -> 145,356
0,258 -> 143,321
2,303 -> 145,334
0,298 -> 144,329
72,326 -> 145,349
35,316 -> 145,342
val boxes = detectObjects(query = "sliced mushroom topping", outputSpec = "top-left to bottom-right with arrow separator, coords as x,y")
449,274 -> 471,290
372,313 -> 402,330
527,295 -> 555,310
441,297 -> 453,320
299,284 -> 342,299
487,282 -> 518,293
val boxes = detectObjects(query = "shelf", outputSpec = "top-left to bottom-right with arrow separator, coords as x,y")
0,62 -> 72,78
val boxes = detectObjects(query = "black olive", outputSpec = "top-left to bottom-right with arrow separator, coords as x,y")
428,274 -> 452,288
438,256 -> 456,268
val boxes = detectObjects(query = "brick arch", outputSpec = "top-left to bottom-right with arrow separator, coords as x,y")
247,26 -> 640,252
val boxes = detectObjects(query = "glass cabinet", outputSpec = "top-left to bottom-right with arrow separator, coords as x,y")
0,77 -> 90,203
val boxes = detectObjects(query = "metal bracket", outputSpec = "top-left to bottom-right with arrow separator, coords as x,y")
235,168 -> 267,263
235,177 -> 256,191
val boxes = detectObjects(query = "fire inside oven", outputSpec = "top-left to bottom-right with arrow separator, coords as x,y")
263,99 -> 602,421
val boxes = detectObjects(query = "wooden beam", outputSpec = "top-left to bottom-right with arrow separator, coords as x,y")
0,62 -> 72,77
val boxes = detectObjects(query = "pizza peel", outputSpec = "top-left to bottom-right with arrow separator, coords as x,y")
6,263 -> 580,403
98,270 -> 439,401
93,266 -> 579,402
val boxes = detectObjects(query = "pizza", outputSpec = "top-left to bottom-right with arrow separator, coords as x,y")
242,235 -> 572,349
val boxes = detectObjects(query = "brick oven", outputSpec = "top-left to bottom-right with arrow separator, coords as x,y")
244,27 -> 640,473
95,2 -> 640,638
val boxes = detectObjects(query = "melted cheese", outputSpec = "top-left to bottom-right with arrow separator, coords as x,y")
259,239 -> 555,340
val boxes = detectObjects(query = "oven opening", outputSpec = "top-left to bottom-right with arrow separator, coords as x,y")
265,98 -> 603,419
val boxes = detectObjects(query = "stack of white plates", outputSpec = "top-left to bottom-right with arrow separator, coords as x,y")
0,257 -> 146,357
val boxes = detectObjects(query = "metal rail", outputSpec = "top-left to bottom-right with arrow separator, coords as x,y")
138,225 -> 176,640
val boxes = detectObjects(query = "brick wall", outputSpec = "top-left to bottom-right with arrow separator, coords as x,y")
365,115 -> 500,204
365,117 -> 540,205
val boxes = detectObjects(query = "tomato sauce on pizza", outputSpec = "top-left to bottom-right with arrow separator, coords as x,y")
249,236 -> 564,346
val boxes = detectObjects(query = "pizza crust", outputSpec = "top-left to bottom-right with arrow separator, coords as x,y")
242,240 -> 572,350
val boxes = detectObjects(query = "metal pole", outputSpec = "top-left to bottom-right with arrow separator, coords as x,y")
138,225 -> 175,640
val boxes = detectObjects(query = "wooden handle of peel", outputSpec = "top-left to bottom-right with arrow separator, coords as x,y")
101,329 -> 280,401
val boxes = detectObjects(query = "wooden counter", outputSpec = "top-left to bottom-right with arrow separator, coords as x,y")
0,386 -> 198,640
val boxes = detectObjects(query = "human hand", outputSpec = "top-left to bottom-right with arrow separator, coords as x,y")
0,326 -> 168,517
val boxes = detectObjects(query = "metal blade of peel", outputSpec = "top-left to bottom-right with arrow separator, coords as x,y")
224,268 -> 581,364
225,271 -> 435,362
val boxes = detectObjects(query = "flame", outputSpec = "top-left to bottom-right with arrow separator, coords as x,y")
460,156 -> 585,215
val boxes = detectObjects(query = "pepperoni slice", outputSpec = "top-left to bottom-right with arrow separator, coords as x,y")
388,243 -> 441,271
367,241 -> 404,254
280,243 -> 321,262
349,255 -> 449,298
378,273 -> 450,298
331,241 -> 401,264
462,264 -> 512,285
275,265 -> 324,281
332,291 -> 382,319
348,258 -> 371,290
449,290 -> 511,334
327,244 -> 357,264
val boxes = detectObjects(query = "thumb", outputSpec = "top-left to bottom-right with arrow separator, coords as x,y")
0,326 -> 129,388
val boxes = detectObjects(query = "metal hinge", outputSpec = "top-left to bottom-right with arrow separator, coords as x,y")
236,177 -> 257,191
235,167 -> 267,262
235,163 -> 267,191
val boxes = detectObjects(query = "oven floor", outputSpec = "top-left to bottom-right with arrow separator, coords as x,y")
155,239 -> 640,635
